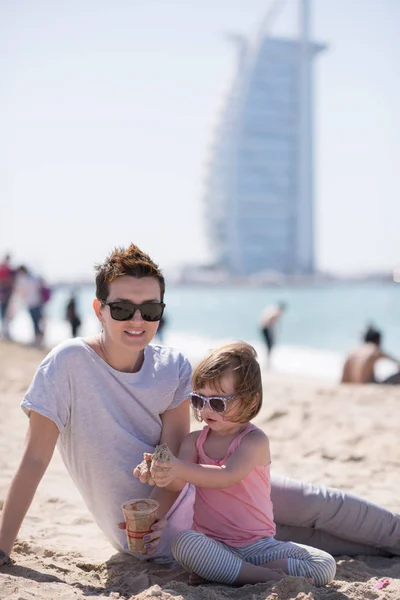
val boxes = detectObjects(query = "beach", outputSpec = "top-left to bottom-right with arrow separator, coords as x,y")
0,339 -> 399,600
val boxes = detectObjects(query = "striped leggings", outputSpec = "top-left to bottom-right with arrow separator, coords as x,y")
172,530 -> 337,587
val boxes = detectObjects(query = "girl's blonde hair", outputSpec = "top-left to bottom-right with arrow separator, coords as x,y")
192,341 -> 262,423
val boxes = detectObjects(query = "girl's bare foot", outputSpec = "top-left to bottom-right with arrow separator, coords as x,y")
188,572 -> 211,586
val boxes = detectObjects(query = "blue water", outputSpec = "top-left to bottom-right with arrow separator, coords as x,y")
167,282 -> 400,353
11,280 -> 400,380
46,281 -> 400,352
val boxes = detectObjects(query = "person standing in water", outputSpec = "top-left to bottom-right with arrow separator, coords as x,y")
0,254 -> 15,339
259,302 -> 287,368
65,293 -> 82,338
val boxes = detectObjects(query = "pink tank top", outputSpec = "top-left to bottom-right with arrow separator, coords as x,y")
192,423 -> 276,547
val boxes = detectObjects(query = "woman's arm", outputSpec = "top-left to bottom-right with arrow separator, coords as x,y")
133,399 -> 190,482
159,399 -> 190,454
126,400 -> 191,557
147,399 -> 191,513
151,429 -> 270,489
156,431 -> 200,492
0,412 -> 59,564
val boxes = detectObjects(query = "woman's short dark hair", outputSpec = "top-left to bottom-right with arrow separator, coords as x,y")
94,243 -> 165,301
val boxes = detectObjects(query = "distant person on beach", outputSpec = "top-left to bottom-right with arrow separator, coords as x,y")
259,302 -> 287,368
13,265 -> 46,347
341,325 -> 400,384
1,243 -> 399,569
0,254 -> 15,339
65,294 -> 82,338
139,342 -> 336,587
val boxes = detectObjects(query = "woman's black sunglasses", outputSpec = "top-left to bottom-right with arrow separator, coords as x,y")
102,300 -> 165,322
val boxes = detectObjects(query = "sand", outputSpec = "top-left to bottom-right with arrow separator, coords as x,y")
0,339 -> 399,600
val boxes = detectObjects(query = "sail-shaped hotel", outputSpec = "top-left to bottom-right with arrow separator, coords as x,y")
204,0 -> 325,277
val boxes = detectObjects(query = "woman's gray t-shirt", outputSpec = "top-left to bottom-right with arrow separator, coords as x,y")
21,338 -> 194,560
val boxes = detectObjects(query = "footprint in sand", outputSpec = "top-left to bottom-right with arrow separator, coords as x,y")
265,410 -> 288,422
12,540 -> 37,555
76,561 -> 104,573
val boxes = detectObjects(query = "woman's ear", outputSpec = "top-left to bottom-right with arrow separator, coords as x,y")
93,299 -> 103,323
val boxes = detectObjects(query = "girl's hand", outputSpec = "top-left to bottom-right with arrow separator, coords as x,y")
150,457 -> 180,487
118,517 -> 168,556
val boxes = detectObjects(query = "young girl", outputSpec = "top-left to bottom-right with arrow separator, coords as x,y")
145,341 -> 337,587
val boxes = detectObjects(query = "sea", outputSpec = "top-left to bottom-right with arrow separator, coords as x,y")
8,281 -> 400,383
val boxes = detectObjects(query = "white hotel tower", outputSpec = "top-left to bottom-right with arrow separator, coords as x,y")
204,0 -> 325,276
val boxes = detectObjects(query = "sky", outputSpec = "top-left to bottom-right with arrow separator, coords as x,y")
1,0 -> 399,282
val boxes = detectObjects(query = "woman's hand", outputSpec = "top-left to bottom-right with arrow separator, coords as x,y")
133,452 -> 155,485
118,517 -> 168,556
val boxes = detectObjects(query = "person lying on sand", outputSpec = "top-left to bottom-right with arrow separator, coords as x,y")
341,325 -> 400,384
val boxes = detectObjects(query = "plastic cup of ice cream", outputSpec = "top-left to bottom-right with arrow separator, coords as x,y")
121,498 -> 159,553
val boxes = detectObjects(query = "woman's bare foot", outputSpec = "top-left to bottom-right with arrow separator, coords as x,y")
188,572 -> 211,586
